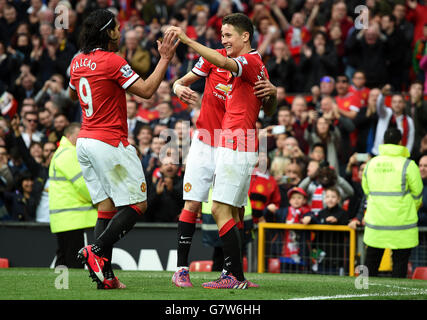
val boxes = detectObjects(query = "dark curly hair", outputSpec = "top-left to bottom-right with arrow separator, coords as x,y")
79,9 -> 117,54
315,165 -> 337,188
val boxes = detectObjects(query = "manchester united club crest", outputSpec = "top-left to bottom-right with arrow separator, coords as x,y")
140,182 -> 146,193
184,182 -> 192,192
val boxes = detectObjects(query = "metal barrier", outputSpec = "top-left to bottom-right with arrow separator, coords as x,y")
257,223 -> 356,276
257,224 -> 427,277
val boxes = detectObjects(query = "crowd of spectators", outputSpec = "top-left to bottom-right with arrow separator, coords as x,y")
0,0 -> 426,254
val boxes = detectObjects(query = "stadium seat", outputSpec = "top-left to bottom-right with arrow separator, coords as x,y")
268,258 -> 280,273
0,258 -> 9,268
189,260 -> 213,272
412,267 -> 427,280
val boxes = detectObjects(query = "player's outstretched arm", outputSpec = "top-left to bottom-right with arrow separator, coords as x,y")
127,31 -> 180,99
173,72 -> 200,105
165,26 -> 238,74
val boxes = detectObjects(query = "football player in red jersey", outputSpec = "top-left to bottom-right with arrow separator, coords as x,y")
167,13 -> 277,289
69,9 -> 179,289
171,50 -> 276,288
349,70 -> 370,108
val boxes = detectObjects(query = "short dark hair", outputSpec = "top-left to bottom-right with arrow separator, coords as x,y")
54,112 -> 68,120
325,186 -> 341,198
25,111 -> 38,119
136,124 -> 153,137
79,9 -> 117,54
16,170 -> 33,192
38,107 -> 51,115
383,14 -> 396,24
278,105 -> 290,112
312,142 -> 326,153
410,80 -> 424,89
158,101 -> 174,110
352,70 -> 365,78
64,122 -> 81,137
222,13 -> 254,43
336,74 -> 349,82
383,127 -> 402,145
417,151 -> 427,164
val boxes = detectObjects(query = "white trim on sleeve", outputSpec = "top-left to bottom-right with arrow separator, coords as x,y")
69,82 -> 76,90
231,58 -> 242,77
192,68 -> 208,77
122,73 -> 140,90
349,105 -> 360,112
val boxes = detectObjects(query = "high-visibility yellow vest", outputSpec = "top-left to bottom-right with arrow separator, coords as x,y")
49,136 -> 97,233
362,144 -> 423,249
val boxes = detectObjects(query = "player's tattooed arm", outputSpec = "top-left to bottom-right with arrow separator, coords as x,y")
69,87 -> 78,101
254,76 -> 277,117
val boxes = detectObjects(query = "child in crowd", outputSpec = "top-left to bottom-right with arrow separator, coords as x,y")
301,186 -> 348,272
282,187 -> 311,264
265,187 -> 310,265
302,186 -> 348,225
308,142 -> 326,163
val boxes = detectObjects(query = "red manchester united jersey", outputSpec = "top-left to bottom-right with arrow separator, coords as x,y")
69,49 -> 139,147
335,92 -> 361,113
349,85 -> 370,107
191,48 -> 228,147
221,50 -> 268,152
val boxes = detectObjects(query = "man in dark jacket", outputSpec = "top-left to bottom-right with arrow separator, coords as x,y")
10,114 -> 50,214
4,170 -> 38,221
410,153 -> 427,268
405,81 -> 427,159
353,88 -> 380,154
380,14 -> 409,91
145,156 -> 184,222
345,24 -> 389,88
418,154 -> 427,226
265,39 -> 296,92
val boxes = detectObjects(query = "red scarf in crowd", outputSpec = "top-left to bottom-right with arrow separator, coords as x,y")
389,114 -> 408,147
282,205 -> 311,258
311,185 -> 324,215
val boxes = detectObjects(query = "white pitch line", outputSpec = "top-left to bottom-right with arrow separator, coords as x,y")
289,291 -> 425,300
288,283 -> 427,300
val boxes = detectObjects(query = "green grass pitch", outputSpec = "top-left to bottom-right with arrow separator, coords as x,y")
1,268 -> 427,300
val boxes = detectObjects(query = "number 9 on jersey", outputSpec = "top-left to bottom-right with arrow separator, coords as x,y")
79,77 -> 94,117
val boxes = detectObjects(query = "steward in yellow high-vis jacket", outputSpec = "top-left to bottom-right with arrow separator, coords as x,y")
362,127 -> 423,278
49,123 -> 97,268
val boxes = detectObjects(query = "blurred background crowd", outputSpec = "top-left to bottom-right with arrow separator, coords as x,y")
0,0 -> 426,234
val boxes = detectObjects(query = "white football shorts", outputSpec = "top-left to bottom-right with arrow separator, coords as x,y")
212,147 -> 258,207
182,130 -> 217,202
76,138 -> 147,207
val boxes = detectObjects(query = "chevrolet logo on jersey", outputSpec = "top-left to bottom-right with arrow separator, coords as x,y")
215,83 -> 232,94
